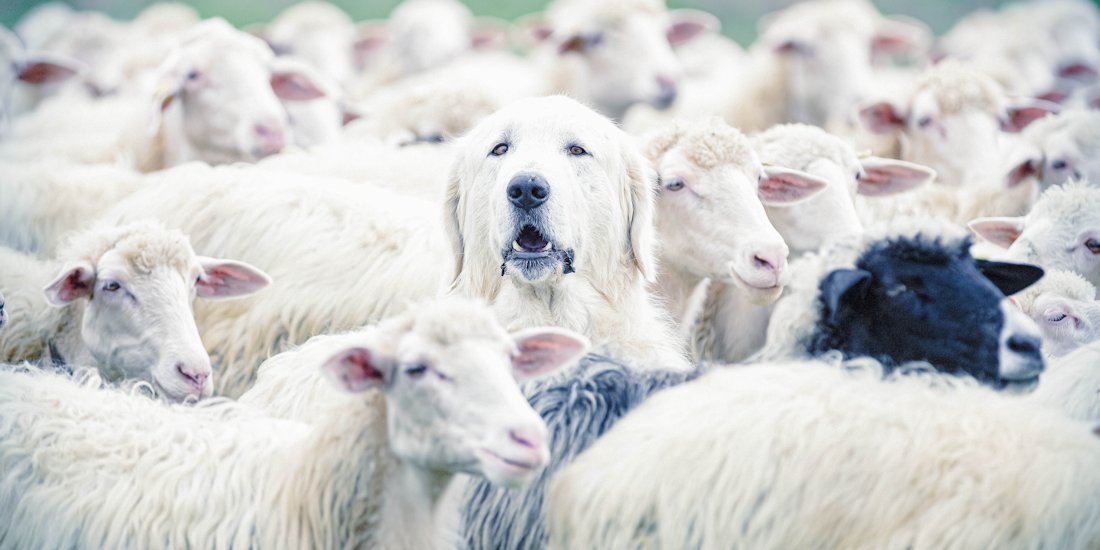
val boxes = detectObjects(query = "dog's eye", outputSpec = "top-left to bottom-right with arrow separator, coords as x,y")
490,143 -> 509,156
665,179 -> 685,191
568,145 -> 588,156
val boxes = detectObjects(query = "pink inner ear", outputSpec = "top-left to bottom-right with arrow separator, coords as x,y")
970,220 -> 1023,249
18,61 -> 79,85
859,102 -> 905,134
773,39 -> 810,55
325,348 -> 385,393
271,72 -> 325,101
1004,106 -> 1055,132
759,172 -> 826,204
196,261 -> 270,299
512,333 -> 586,380
666,21 -> 708,48
1005,159 -> 1039,188
858,163 -> 933,197
44,264 -> 95,306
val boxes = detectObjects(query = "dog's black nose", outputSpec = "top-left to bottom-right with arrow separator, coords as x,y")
507,173 -> 550,211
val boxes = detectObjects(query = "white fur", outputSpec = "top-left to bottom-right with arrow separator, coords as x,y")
1012,269 -> 1100,358
1027,339 -> 1100,422
547,358 -> 1100,548
0,297 -> 566,548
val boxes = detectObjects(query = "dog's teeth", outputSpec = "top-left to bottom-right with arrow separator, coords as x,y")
512,241 -> 523,252
541,242 -> 553,251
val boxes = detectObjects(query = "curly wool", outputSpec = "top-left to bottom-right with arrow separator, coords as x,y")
1027,180 -> 1100,228
57,219 -> 197,276
1014,269 -> 1097,312
751,123 -> 863,185
546,0 -> 665,34
912,59 -> 1005,118
640,117 -> 759,173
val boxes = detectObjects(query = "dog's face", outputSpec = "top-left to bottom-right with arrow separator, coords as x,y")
445,96 -> 656,296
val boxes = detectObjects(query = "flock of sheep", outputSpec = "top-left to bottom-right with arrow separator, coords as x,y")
1,0 -> 1100,547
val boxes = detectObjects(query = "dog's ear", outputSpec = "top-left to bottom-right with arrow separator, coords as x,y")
442,158 -> 466,291
623,146 -> 659,282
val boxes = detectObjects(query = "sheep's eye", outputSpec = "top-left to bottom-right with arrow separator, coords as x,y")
568,145 -> 588,156
186,70 -> 200,81
490,143 -> 509,156
665,179 -> 685,191
1086,239 -> 1100,254
917,116 -> 933,128
1048,313 -> 1068,323
102,281 -> 121,292
404,363 -> 429,378
1051,159 -> 1068,170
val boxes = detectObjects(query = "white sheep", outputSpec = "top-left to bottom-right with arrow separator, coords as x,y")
687,124 -> 934,363
970,181 -> 1100,288
0,296 -> 588,548
2,18 -> 327,171
0,220 -> 270,401
260,1 -> 358,86
0,24 -> 80,134
1011,269 -> 1100,358
546,358 -> 1100,549
1005,108 -> 1100,191
1027,339 -> 1100,423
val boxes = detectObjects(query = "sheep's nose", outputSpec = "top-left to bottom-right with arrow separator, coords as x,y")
1007,334 -> 1041,357
254,122 -> 285,155
507,173 -> 550,211
509,425 -> 547,452
653,75 -> 678,109
745,247 -> 787,288
176,363 -> 210,392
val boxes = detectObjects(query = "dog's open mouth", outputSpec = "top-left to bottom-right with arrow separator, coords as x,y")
502,225 -> 575,277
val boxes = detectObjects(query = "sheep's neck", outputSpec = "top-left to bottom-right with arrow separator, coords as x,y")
377,462 -> 455,549
41,302 -> 89,367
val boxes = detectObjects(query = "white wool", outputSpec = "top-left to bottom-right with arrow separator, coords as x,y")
265,1 -> 356,85
1027,340 -> 1100,422
1017,109 -> 1100,191
345,77 -> 502,146
1004,181 -> 1100,288
547,358 -> 1100,548
1012,269 -> 1100,358
0,160 -> 144,255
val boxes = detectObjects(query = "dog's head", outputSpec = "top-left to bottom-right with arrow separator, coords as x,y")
444,96 -> 657,298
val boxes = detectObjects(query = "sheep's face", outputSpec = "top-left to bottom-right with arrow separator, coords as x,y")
1024,292 -> 1100,357
812,236 -> 1046,387
321,307 -> 588,487
900,91 -> 1004,185
43,230 -> 270,402
654,146 -> 792,301
550,12 -> 683,119
151,20 -> 326,166
1014,120 -> 1100,191
445,96 -> 657,292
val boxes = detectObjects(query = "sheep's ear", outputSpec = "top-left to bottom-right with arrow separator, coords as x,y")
195,257 -> 272,300
975,260 -> 1044,296
858,157 -> 935,196
819,268 -> 872,326
859,101 -> 906,134
510,327 -> 590,382
442,159 -> 466,291
269,58 -> 326,101
471,17 -> 509,49
1004,154 -> 1042,188
871,15 -> 930,60
773,38 -> 812,56
968,217 -> 1025,249
43,260 -> 96,307
666,9 -> 719,48
624,148 -> 659,282
321,346 -> 392,393
1000,99 -> 1060,133
353,21 -> 389,70
512,13 -> 554,50
17,54 -> 81,85
757,166 -> 829,206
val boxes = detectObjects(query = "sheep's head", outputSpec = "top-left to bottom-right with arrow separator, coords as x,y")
644,118 -> 822,302
970,182 -> 1100,289
149,18 -> 327,166
321,297 -> 588,487
1011,269 -> 1100,358
1005,110 -> 1100,190
44,220 -> 271,402
811,232 -> 1046,388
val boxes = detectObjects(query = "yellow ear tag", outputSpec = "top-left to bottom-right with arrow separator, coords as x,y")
160,93 -> 175,111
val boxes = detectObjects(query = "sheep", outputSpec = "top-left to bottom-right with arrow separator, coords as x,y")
970,181 -> 1100,288
0,24 -> 80,134
259,1 -> 358,86
546,357 -> 1100,549
0,296 -> 588,548
725,0 -> 930,133
460,355 -> 704,549
857,59 -> 1057,187
527,0 -> 709,120
2,18 -> 328,171
1004,108 -> 1100,191
1011,269 -> 1100,358
640,118 -> 825,329
1027,339 -> 1100,423
0,220 -> 270,402
343,77 -> 501,146
0,290 -> 6,332
756,218 -> 1046,388
686,124 -> 934,363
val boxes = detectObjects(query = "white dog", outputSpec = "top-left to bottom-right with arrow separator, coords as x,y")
444,95 -> 688,370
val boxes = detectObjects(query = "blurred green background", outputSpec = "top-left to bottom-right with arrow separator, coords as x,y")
2,0 -> 1096,45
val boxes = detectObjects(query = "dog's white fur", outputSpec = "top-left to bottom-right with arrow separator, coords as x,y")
444,95 -> 688,370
